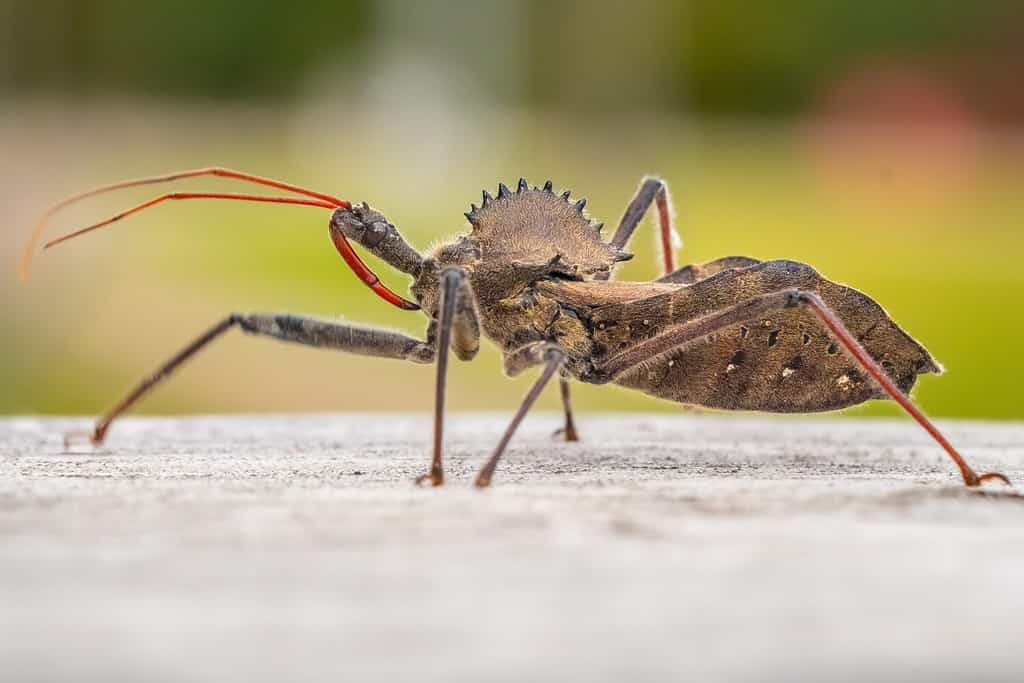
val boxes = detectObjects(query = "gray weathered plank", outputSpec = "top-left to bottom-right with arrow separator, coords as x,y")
2,414 -> 1023,682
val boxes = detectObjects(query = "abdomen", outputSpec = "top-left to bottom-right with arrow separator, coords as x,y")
601,260 -> 940,413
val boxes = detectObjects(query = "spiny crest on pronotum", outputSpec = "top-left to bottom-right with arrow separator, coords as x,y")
18,166 -> 1012,489
462,179 -> 632,279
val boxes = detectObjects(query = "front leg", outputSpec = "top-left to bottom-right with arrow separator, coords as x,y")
416,267 -> 480,486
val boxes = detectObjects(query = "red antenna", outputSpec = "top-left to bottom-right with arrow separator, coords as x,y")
18,167 -> 419,310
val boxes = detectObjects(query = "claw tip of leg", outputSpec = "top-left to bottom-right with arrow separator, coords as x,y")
414,473 -> 444,487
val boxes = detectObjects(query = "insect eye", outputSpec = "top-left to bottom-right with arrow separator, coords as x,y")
361,222 -> 389,247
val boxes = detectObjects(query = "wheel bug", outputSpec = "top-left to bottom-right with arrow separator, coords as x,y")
19,168 -> 1011,489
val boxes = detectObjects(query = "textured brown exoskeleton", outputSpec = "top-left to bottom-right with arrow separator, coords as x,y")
19,169 -> 1011,489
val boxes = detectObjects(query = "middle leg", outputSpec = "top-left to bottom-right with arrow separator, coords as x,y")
567,174 -> 679,432
596,176 -> 679,280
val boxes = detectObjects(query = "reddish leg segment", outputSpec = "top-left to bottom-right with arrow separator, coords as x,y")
796,291 -> 1009,487
599,176 -> 678,279
655,187 -> 675,274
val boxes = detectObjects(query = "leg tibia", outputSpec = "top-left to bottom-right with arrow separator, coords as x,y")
475,348 -> 565,487
597,176 -> 678,280
417,267 -> 477,486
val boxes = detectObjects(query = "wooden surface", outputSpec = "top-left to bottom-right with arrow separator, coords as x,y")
2,414 -> 1023,682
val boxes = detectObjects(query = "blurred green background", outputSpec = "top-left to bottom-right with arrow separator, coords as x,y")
3,0 -> 1023,419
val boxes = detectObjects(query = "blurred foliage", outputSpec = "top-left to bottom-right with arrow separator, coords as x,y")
3,1 -> 1022,120
675,2 -> 993,115
2,0 -> 371,98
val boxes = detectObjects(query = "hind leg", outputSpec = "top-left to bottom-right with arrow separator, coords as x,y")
598,288 -> 1010,488
476,348 -> 566,488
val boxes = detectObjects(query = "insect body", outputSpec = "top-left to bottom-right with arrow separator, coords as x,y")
19,170 -> 1010,489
